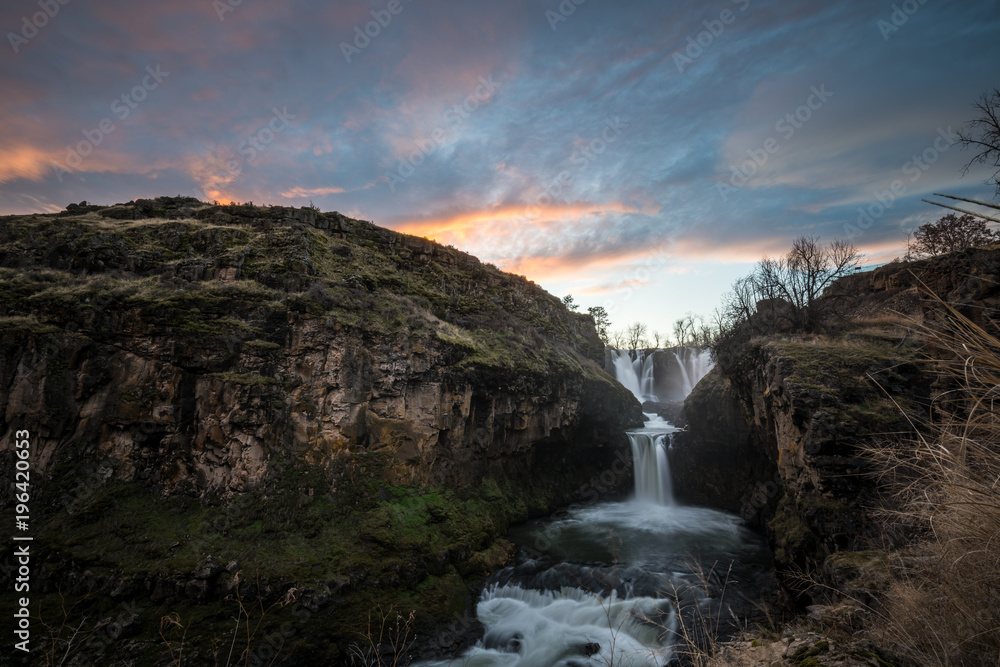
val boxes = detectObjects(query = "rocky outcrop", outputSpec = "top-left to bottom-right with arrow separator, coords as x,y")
1,315 -> 634,498
0,198 -> 641,662
669,366 -> 770,514
669,248 -> 987,597
0,199 -> 640,496
712,336 -> 928,576
823,243 -> 1000,326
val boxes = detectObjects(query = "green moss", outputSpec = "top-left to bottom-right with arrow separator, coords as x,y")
770,497 -> 816,565
209,372 -> 279,386
23,451 -> 545,659
244,338 -> 281,350
776,336 -> 919,428
790,639 -> 830,665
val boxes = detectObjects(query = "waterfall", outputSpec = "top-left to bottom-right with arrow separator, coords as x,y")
628,414 -> 676,505
672,347 -> 714,398
416,583 -> 674,666
612,349 -> 657,403
613,347 -> 714,403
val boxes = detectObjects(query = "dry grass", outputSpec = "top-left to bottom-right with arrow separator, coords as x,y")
347,607 -> 415,667
864,296 -> 1000,666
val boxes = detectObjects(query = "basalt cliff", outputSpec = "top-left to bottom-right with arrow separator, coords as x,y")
673,245 -> 1000,611
0,197 -> 641,664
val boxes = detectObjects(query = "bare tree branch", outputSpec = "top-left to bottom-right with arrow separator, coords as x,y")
956,87 -> 1000,198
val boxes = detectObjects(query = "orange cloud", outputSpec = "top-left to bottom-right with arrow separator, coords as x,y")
498,244 -> 675,283
390,200 -> 641,246
0,145 -> 54,183
279,182 -> 377,199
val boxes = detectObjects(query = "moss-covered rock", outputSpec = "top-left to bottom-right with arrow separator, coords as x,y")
0,197 -> 643,663
674,308 -> 933,605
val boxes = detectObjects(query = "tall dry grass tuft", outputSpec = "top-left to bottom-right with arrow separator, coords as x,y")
866,296 -> 1000,666
347,606 -> 415,667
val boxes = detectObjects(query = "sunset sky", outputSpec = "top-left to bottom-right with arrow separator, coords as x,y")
2,0 -> 999,334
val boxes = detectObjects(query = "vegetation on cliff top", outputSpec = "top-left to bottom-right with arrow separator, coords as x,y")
0,198 -> 609,381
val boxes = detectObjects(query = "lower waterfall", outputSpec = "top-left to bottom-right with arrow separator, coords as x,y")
413,413 -> 772,667
628,414 -> 676,505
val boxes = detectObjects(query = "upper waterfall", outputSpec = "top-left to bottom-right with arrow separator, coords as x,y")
611,349 -> 657,403
610,346 -> 715,403
672,347 -> 714,399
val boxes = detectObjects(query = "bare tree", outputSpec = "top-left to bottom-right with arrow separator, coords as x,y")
905,213 -> 999,260
650,330 -> 662,348
753,236 -> 860,330
716,236 -> 860,339
670,314 -> 714,347
625,322 -> 648,350
957,88 -> 1000,198
726,274 -> 760,325
695,321 -> 715,347
609,328 -> 627,350
672,318 -> 690,347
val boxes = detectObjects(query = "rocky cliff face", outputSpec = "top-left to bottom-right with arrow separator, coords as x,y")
0,197 -> 641,662
671,253 -> 976,599
700,337 -> 927,577
0,197 -> 640,493
669,367 -> 769,514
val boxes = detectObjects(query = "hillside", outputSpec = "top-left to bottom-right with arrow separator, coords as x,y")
0,196 -> 642,664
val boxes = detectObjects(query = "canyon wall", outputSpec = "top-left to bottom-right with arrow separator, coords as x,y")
0,197 -> 641,662
669,247 -> 1000,596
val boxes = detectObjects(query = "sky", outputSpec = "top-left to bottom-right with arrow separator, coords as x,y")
2,0 -> 999,336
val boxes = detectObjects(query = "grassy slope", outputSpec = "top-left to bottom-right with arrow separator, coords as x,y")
0,200 -> 629,663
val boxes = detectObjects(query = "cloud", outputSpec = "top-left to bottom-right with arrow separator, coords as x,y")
1,0 -> 999,330
280,186 -> 347,198
0,145 -> 56,183
579,277 -> 654,295
390,200 -> 640,241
